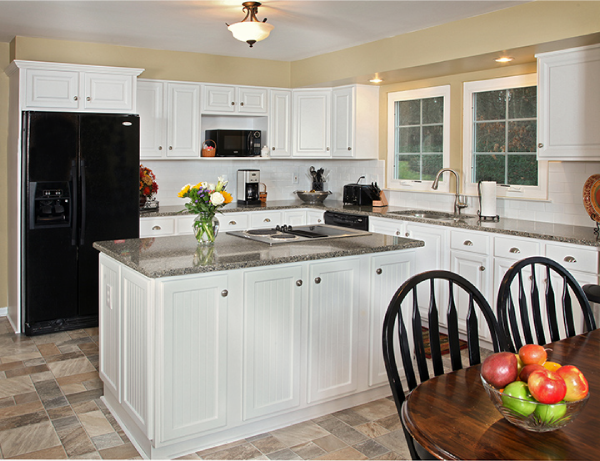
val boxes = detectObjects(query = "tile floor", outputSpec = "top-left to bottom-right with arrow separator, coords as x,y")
0,316 -> 414,460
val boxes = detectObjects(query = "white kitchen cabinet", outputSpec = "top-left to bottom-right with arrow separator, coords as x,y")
242,265 -> 303,420
202,84 -> 268,115
307,257 -> 360,403
159,273 -> 230,443
269,89 -> 293,157
283,209 -> 307,226
368,251 -> 414,387
138,79 -> 201,159
292,89 -> 331,157
537,44 -> 600,160
219,212 -> 250,232
13,60 -> 142,112
331,85 -> 379,159
306,209 -> 325,225
249,210 -> 283,229
369,216 -> 405,237
140,217 -> 177,237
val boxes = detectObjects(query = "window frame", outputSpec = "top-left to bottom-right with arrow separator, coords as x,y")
387,85 -> 451,192
462,74 -> 548,199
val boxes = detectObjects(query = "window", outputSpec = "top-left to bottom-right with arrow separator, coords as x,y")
387,86 -> 450,191
463,75 -> 547,199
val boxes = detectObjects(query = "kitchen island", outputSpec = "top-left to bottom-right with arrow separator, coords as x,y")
93,232 -> 423,459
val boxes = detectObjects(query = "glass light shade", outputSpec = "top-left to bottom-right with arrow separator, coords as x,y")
228,21 -> 274,43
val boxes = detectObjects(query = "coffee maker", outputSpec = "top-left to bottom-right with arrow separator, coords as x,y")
237,169 -> 261,205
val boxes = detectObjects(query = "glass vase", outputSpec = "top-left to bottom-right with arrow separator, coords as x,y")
193,212 -> 220,245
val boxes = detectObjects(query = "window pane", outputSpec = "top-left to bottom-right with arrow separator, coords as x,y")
475,90 -> 506,121
422,154 -> 443,180
508,121 -> 537,152
475,121 -> 505,152
396,155 -> 421,180
474,154 -> 505,183
397,100 -> 420,125
422,125 -> 443,152
508,155 -> 538,186
398,126 -> 420,153
422,97 -> 443,124
508,86 -> 536,119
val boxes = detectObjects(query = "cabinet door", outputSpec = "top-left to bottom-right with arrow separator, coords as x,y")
450,250 -> 492,336
331,86 -> 354,158
250,211 -> 282,229
159,274 -> 229,443
269,89 -> 292,157
25,69 -> 80,110
306,210 -> 324,225
307,258 -> 360,403
369,252 -> 414,387
238,87 -> 268,114
369,217 -> 404,237
242,265 -> 303,420
140,217 -> 176,238
167,83 -> 201,157
138,80 -> 166,159
83,72 -> 135,112
220,212 -> 249,231
292,90 -> 331,157
202,84 -> 236,113
537,44 -> 600,160
283,209 -> 307,226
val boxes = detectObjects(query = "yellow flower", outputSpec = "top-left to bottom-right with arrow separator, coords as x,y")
178,184 -> 191,198
195,182 -> 204,189
222,191 -> 233,204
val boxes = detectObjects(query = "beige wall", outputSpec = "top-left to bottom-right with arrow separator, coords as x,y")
1,1 -> 600,307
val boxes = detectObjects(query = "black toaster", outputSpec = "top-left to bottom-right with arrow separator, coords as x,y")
343,184 -> 375,206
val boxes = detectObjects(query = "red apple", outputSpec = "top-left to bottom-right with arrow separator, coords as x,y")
556,365 -> 589,401
519,363 -> 545,382
519,344 -> 547,366
481,352 -> 519,388
527,369 -> 567,404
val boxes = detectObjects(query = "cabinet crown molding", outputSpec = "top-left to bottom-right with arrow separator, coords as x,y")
5,59 -> 144,77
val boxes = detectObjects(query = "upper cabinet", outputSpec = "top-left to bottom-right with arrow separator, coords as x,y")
202,84 -> 268,115
8,60 -> 143,113
537,44 -> 600,161
292,89 -> 332,157
269,89 -> 293,157
138,79 -> 201,159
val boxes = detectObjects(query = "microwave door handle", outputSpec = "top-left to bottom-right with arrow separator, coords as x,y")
247,132 -> 252,154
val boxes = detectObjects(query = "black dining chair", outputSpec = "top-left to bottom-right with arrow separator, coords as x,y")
497,256 -> 597,353
382,270 -> 507,460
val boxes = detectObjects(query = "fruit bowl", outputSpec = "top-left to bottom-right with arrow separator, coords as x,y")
481,376 -> 589,432
295,190 -> 331,204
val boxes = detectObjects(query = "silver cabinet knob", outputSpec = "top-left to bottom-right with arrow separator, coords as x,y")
152,226 -> 161,231
538,143 -> 544,149
264,218 -> 271,223
564,256 -> 577,263
479,266 -> 485,271
169,146 -> 173,150
376,268 -> 382,275
348,147 -> 352,151
73,96 -> 78,101
296,280 -> 303,287
221,290 -> 228,297
315,277 -> 321,284
158,146 -> 163,150
326,147 -> 330,151
404,232 -> 409,237
229,221 -> 237,225
464,240 -> 473,246
86,96 -> 91,101
395,231 -> 400,236
317,219 -> 322,223
509,247 -> 521,254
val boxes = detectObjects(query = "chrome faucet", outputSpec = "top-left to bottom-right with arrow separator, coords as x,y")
432,168 -> 468,216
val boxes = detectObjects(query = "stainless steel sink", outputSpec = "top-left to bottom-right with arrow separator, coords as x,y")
389,210 -> 477,222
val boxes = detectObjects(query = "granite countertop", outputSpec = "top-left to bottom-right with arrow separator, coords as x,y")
142,200 -> 600,247
93,232 -> 423,279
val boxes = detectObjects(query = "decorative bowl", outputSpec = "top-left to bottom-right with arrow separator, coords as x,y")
295,190 -> 331,204
481,375 -> 589,432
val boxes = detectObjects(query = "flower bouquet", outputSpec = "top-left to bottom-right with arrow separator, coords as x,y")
178,176 -> 233,244
140,165 -> 159,210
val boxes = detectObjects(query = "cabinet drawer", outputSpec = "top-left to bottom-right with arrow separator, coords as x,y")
176,215 -> 196,235
450,230 -> 490,255
545,243 -> 598,274
140,217 -> 176,237
494,236 -> 541,260
220,213 -> 249,231
250,211 -> 282,228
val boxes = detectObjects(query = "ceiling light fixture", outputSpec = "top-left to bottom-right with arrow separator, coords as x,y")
369,78 -> 383,83
495,56 -> 514,63
227,2 -> 274,48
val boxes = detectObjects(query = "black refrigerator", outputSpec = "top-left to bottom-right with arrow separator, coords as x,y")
22,111 -> 140,336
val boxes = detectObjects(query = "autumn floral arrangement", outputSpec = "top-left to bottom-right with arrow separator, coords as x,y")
139,165 -> 158,200
178,176 -> 233,244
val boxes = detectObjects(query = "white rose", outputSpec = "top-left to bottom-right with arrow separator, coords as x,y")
210,192 -> 225,206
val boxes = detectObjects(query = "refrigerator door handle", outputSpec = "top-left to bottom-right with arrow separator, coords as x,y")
80,158 -> 86,245
70,160 -> 78,246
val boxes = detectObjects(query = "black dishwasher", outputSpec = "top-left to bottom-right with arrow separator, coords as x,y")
324,211 -> 369,231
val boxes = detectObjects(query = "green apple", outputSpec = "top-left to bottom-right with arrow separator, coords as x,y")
534,401 -> 567,423
501,381 -> 536,417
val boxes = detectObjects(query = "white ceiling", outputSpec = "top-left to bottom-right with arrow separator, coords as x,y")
0,1 -> 528,62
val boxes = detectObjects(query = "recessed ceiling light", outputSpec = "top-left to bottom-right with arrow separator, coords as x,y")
495,57 -> 514,63
369,78 -> 383,83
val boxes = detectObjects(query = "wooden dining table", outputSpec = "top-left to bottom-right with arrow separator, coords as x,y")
401,329 -> 600,460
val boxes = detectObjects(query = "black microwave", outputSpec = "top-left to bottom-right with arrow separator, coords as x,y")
205,129 -> 261,157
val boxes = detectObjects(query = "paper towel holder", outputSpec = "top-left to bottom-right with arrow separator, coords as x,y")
477,180 -> 500,222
